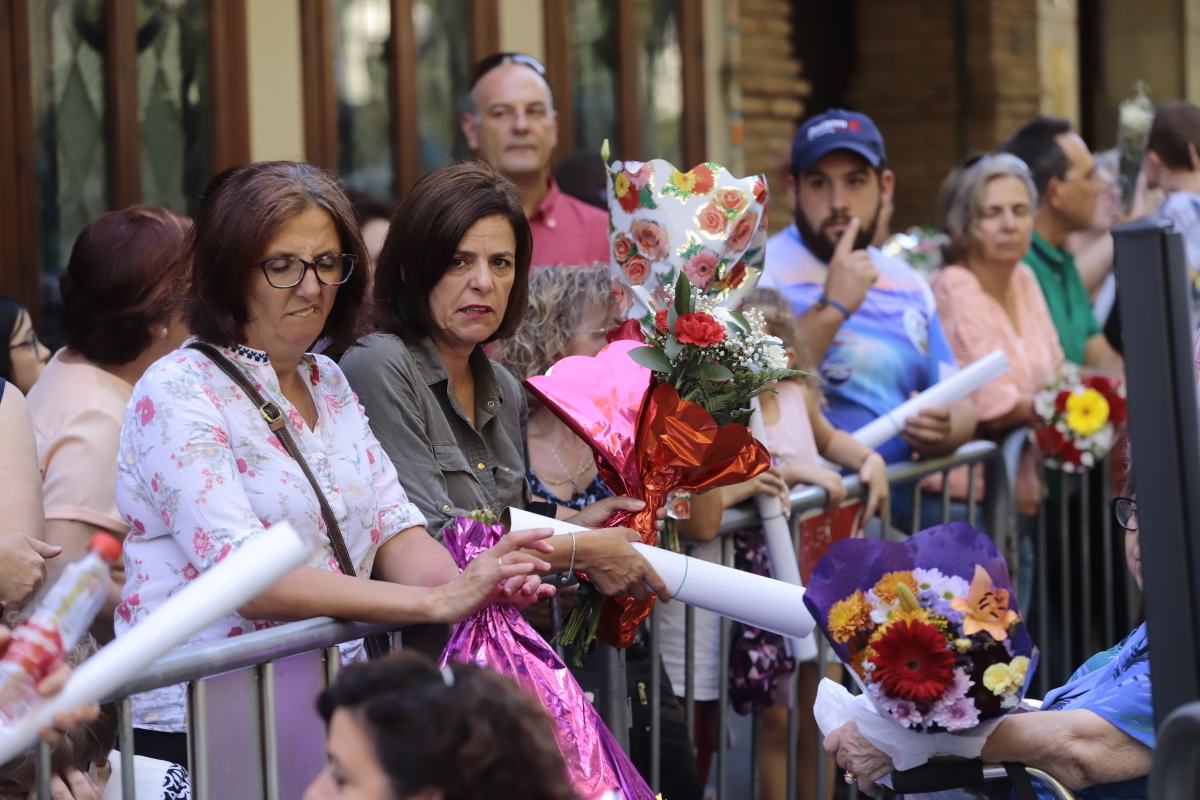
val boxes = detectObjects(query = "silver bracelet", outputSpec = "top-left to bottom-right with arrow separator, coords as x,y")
559,529 -> 577,585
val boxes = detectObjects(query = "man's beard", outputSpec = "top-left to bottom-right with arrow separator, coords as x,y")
794,206 -> 879,264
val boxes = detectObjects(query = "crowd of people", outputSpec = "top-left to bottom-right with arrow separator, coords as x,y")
0,49 -> 1191,799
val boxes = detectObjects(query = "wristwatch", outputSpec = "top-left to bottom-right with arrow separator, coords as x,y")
815,293 -> 852,320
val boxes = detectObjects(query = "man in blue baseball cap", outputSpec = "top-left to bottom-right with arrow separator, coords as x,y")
762,109 -> 975,527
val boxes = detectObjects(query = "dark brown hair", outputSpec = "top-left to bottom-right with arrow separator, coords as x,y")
59,206 -> 191,365
1148,101 -> 1200,170
373,161 -> 531,343
316,652 -> 576,800
187,161 -> 369,352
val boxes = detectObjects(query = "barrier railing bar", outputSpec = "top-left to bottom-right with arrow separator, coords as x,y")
188,679 -> 207,800
1037,496 -> 1050,699
260,661 -> 279,800
1059,471 -> 1072,680
118,696 -> 137,800
35,739 -> 51,800
716,535 -> 732,800
649,607 -> 661,792
101,618 -> 400,703
940,469 -> 952,523
749,710 -> 761,800
967,462 -> 978,528
1080,473 -> 1093,658
1101,465 -> 1116,647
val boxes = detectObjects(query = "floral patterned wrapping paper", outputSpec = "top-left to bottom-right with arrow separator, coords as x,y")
609,159 -> 769,323
438,515 -> 656,800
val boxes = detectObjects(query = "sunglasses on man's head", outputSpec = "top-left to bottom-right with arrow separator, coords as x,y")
469,52 -> 546,89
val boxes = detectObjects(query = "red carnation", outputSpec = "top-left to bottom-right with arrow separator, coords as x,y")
655,308 -> 670,332
1035,424 -> 1066,456
1054,390 -> 1071,414
868,619 -> 956,704
674,312 -> 725,347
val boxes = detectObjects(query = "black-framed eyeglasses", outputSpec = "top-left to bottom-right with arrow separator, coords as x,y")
1112,496 -> 1138,533
254,254 -> 357,289
469,52 -> 546,89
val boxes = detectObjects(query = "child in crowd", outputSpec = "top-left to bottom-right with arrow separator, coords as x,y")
657,287 -> 889,799
1144,100 -> 1200,279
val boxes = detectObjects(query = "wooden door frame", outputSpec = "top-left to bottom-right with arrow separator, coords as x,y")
0,0 -> 40,319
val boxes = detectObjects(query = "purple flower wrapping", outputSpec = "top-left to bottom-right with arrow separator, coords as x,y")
438,516 -> 655,800
802,522 -> 1039,729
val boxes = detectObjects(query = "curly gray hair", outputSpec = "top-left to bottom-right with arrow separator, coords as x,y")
940,153 -> 1038,264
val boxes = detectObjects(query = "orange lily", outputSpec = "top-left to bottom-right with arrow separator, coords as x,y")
950,565 -> 1018,641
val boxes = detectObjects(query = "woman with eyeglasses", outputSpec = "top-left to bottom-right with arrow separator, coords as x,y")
0,296 -> 54,615
113,162 -> 557,767
826,453 -> 1153,797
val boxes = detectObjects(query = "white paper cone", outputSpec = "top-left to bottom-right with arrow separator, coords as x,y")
507,508 -> 816,640
0,522 -> 316,765
851,349 -> 1009,450
748,396 -> 818,660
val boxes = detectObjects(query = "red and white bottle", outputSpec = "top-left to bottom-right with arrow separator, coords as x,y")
0,533 -> 122,726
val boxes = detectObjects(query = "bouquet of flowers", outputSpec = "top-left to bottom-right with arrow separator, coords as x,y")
880,226 -> 950,276
526,157 -> 793,650
439,512 -> 655,800
1033,365 -> 1127,472
1116,81 -> 1154,214
805,523 -> 1038,769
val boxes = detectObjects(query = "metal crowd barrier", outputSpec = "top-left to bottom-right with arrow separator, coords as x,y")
33,617 -> 406,800
27,437 -> 1141,799
608,437 -> 1141,799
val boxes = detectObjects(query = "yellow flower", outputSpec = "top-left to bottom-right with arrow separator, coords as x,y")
872,571 -> 919,604
982,663 -> 1018,695
1065,387 -> 1110,437
1010,655 -> 1030,683
828,590 -> 872,644
614,171 -> 632,198
671,169 -> 697,193
953,638 -> 972,653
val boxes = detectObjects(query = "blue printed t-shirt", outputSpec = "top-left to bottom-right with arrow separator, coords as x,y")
1038,622 -> 1153,798
761,224 -> 958,463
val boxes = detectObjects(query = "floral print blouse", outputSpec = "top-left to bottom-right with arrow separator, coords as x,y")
115,342 -> 425,731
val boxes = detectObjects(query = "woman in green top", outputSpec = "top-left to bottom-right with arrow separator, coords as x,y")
341,162 -> 668,601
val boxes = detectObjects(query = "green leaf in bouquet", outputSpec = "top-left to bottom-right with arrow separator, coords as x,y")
628,345 -> 673,373
639,184 -> 657,209
664,336 -> 684,361
725,308 -> 752,334
674,273 -> 694,316
698,362 -> 734,382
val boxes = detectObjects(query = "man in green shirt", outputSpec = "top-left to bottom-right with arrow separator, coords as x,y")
1003,117 -> 1125,372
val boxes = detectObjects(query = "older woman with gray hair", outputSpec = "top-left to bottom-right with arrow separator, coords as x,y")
929,153 -> 1065,516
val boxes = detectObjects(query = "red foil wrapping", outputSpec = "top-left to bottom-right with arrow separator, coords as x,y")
526,340 -> 770,647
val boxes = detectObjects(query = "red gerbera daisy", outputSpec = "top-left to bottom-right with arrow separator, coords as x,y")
869,620 -> 956,703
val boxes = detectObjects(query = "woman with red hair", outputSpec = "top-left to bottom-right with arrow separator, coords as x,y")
26,206 -> 193,640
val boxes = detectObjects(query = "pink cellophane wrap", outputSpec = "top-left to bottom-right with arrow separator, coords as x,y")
438,515 -> 656,800
526,337 -> 770,646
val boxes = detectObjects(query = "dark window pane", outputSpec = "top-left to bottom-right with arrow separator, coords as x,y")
137,0 -> 213,214
636,0 -> 682,165
334,0 -> 394,200
414,0 -> 470,172
28,0 -> 110,344
569,0 -> 618,156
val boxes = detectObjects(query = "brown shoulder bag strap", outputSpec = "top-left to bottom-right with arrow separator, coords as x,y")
188,342 -> 390,658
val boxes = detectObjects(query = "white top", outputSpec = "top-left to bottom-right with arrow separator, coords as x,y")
115,343 -> 425,731
658,537 -> 724,701
103,750 -> 190,799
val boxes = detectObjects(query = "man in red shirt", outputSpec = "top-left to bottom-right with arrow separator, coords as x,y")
461,53 -> 609,268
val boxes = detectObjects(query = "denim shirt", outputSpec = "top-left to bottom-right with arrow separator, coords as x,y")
341,332 -> 529,538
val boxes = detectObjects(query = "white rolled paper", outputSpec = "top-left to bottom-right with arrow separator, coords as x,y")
748,396 -> 818,660
851,349 -> 1009,451
507,508 -> 816,641
0,522 -> 316,765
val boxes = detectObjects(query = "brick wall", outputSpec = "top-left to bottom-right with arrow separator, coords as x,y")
847,0 -> 1040,229
738,0 -> 809,231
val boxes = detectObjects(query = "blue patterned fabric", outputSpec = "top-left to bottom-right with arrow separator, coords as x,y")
1037,622 -> 1152,799
762,224 -> 958,464
527,470 -> 611,512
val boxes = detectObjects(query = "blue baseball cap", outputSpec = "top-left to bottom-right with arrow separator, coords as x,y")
790,109 -> 887,173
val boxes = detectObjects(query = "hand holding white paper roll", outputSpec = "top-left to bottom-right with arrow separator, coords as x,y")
852,349 -> 1009,450
0,522 -> 316,765
508,508 -> 816,641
